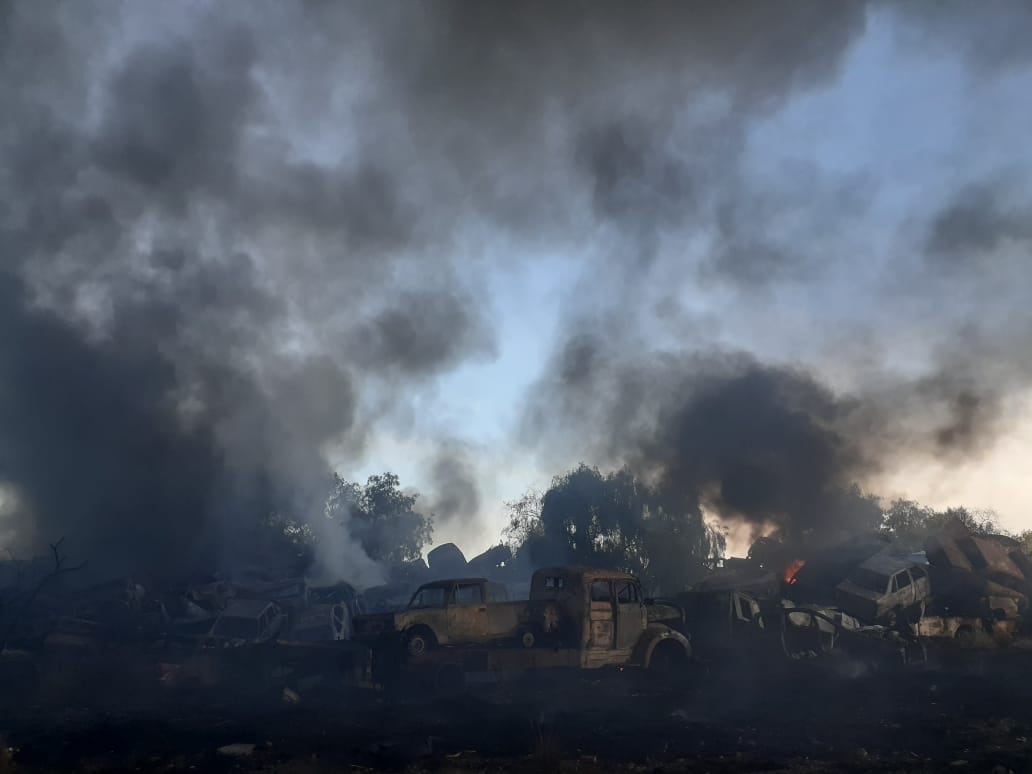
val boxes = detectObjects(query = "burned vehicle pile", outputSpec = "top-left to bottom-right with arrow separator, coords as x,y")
671,516 -> 1032,674
7,524 -> 1032,774
3,519 -> 1032,708
0,561 -> 370,705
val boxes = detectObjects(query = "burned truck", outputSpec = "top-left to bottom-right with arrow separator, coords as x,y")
353,577 -> 520,656
521,567 -> 691,668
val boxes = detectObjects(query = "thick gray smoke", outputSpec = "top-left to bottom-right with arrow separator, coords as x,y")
426,443 -> 481,527
0,2 -> 499,576
3,1 -> 1032,572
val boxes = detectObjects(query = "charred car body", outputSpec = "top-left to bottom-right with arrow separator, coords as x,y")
204,599 -> 285,648
835,555 -> 931,625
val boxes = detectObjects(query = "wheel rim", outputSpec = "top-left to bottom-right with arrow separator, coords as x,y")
408,636 -> 426,656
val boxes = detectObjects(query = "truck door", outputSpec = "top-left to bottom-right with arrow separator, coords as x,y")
448,582 -> 488,642
890,570 -> 913,608
588,579 -> 616,650
614,580 -> 645,650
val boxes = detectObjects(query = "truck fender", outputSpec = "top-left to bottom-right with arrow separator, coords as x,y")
637,624 -> 692,667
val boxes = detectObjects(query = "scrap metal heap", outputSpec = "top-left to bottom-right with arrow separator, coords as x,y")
678,516 -> 1032,668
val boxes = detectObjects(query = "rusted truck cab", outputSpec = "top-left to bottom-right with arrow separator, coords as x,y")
526,567 -> 691,669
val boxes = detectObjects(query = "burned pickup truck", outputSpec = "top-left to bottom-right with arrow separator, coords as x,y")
353,577 -> 521,656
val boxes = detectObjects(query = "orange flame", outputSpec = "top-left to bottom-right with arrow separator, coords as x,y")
783,559 -> 805,585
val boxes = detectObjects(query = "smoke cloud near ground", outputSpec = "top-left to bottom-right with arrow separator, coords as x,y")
2,1 -> 1032,573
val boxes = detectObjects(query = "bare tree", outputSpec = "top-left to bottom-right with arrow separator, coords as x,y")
0,538 -> 86,652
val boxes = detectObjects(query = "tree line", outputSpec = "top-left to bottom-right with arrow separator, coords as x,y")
273,465 -> 1032,594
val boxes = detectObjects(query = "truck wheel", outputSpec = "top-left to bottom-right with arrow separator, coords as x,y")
519,629 -> 536,648
404,628 -> 436,657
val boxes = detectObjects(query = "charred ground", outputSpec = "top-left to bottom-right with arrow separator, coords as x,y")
4,655 -> 1032,773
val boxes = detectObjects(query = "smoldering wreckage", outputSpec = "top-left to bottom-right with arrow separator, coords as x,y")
1,516 -> 1028,700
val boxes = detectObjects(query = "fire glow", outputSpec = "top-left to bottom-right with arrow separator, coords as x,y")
783,559 -> 806,585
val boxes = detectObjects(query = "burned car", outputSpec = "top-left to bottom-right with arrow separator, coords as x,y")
835,554 -> 931,624
204,599 -> 285,647
284,603 -> 351,643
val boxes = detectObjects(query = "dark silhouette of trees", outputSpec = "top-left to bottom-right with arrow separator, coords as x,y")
505,464 -> 724,594
881,498 -> 1002,550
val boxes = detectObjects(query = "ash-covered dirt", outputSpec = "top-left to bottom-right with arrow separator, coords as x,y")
3,653 -> 1031,773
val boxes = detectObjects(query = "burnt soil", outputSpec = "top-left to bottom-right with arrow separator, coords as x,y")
2,651 -> 1032,772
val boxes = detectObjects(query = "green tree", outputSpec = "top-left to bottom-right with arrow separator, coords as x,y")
930,506 -> 1000,536
325,473 -> 433,563
880,499 -> 937,550
501,489 -> 543,552
1015,530 -> 1032,557
881,498 -> 1002,550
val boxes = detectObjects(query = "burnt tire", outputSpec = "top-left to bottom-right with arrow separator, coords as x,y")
404,628 -> 436,658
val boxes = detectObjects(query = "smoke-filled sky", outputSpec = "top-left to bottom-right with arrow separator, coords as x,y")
3,1 -> 1032,573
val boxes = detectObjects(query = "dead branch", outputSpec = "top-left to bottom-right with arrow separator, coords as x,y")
0,537 -> 87,652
